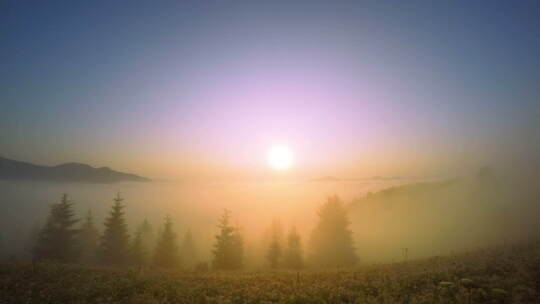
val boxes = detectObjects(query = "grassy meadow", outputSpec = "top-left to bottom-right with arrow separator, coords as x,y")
2,240 -> 539,304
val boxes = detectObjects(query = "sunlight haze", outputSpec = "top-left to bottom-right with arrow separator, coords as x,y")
1,2 -> 540,302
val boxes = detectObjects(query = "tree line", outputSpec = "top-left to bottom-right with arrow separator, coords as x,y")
31,193 -> 357,270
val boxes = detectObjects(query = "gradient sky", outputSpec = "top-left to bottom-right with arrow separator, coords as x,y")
1,1 -> 539,180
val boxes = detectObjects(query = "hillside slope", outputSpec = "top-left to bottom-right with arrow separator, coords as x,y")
0,156 -> 149,183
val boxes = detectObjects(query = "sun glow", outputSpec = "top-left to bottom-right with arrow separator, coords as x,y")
268,145 -> 294,170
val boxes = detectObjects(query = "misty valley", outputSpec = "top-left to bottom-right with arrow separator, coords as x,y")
3,0 -> 540,303
1,171 -> 539,303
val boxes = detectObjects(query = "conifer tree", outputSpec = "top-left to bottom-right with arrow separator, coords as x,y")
153,215 -> 179,268
283,227 -> 304,269
130,228 -> 146,267
180,229 -> 197,269
138,219 -> 155,257
78,210 -> 99,264
309,195 -> 357,267
34,193 -> 79,262
99,193 -> 130,265
231,224 -> 244,269
27,222 -> 42,260
212,209 -> 243,270
266,219 -> 282,269
129,220 -> 154,267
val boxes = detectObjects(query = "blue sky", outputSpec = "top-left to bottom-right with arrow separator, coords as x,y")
1,1 -> 539,179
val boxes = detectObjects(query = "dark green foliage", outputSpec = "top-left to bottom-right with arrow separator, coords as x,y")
266,219 -> 282,269
34,194 -> 79,262
212,209 -> 243,270
78,210 -> 99,264
99,193 -> 130,265
309,195 -> 357,267
180,229 -> 197,269
153,216 -> 179,268
283,227 -> 303,269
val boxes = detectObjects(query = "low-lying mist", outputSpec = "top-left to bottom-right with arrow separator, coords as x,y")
1,170 -> 538,266
350,174 -> 540,262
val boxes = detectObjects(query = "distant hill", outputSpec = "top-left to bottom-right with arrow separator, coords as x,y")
355,179 -> 459,201
0,156 -> 150,183
309,175 -> 404,182
309,176 -> 343,182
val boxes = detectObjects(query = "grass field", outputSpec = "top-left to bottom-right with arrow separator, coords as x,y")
1,241 -> 539,304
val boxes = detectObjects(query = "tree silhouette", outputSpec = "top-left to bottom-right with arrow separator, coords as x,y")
153,215 -> 179,268
180,229 -> 197,269
309,195 -> 357,267
26,222 -> 42,260
78,210 -> 99,264
129,220 -> 154,267
99,193 -> 130,265
212,209 -> 243,270
231,224 -> 244,269
138,219 -> 155,259
34,193 -> 79,262
266,219 -> 282,269
129,228 -> 146,267
283,227 -> 304,269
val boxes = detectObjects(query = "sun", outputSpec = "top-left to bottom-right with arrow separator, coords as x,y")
268,145 -> 294,170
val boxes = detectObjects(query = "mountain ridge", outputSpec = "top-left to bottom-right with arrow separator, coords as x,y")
0,156 -> 150,183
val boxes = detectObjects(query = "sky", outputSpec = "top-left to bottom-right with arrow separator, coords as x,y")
1,1 -> 539,180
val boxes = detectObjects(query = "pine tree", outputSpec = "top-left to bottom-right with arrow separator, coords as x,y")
266,219 -> 282,269
129,220 -> 154,267
309,195 -> 357,267
153,215 -> 179,268
212,209 -> 243,270
180,229 -> 197,269
78,210 -> 99,264
27,222 -> 42,260
34,193 -> 79,262
129,228 -> 146,267
99,193 -> 130,265
138,219 -> 155,257
231,224 -> 244,269
283,227 -> 304,269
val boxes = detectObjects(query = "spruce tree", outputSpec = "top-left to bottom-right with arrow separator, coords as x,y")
180,229 -> 197,269
34,193 -> 79,262
99,193 -> 130,265
283,227 -> 304,269
130,228 -> 146,267
231,224 -> 244,269
129,219 -> 154,267
309,195 -> 357,267
78,210 -> 99,264
212,209 -> 243,270
266,219 -> 282,269
153,216 -> 179,268
27,222 -> 42,260
138,219 -> 155,257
